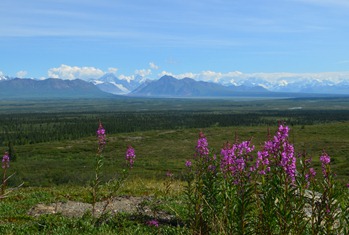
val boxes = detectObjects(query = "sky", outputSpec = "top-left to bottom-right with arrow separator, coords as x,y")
1,0 -> 349,82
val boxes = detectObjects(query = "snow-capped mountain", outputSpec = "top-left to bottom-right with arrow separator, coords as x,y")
202,73 -> 349,94
1,71 -> 348,97
89,72 -> 349,96
261,78 -> 349,94
89,73 -> 147,94
0,74 -> 9,81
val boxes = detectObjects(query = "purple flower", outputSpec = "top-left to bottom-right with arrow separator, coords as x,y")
305,168 -> 316,188
2,152 -> 10,169
237,141 -> 255,155
220,140 -> 254,184
320,153 -> 330,165
196,132 -> 209,157
185,160 -> 192,168
166,171 -> 173,178
257,125 -> 296,183
125,145 -> 136,168
280,142 -> 296,183
96,121 -> 106,151
277,124 -> 289,140
147,219 -> 159,227
346,183 -> 349,188
320,152 -> 331,178
255,150 -> 271,175
306,168 -> 316,179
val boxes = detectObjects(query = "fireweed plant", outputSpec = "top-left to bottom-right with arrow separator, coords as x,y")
1,152 -> 10,197
185,124 -> 349,235
1,151 -> 22,199
91,122 -> 136,217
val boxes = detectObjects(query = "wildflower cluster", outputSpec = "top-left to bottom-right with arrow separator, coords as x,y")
257,124 -> 296,183
220,141 -> 254,184
185,124 -> 349,234
125,145 -> 136,168
320,151 -> 331,178
195,131 -> 209,157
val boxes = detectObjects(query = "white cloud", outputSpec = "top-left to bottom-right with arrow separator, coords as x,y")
157,71 -> 197,79
135,69 -> 151,77
158,71 -> 174,77
149,62 -> 159,70
197,71 -> 223,83
118,74 -> 134,82
16,70 -> 28,78
175,72 -> 197,79
108,67 -> 118,74
47,64 -> 105,80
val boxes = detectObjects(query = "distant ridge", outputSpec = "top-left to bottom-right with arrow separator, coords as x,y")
129,75 -> 270,97
0,78 -> 114,99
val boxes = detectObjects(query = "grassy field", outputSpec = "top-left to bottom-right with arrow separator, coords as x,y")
1,97 -> 349,234
6,122 -> 349,186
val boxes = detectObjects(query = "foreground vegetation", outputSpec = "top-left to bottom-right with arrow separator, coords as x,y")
1,97 -> 349,234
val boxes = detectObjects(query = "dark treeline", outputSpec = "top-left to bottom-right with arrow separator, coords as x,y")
1,109 -> 349,146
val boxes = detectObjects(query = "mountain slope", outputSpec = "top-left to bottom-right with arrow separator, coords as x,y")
130,75 -> 270,97
0,78 -> 113,99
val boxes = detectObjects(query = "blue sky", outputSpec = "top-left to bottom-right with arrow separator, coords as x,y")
1,0 -> 349,81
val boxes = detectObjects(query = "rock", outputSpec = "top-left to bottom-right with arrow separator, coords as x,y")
28,196 -> 175,222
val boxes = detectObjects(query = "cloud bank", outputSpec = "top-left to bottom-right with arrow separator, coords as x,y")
16,70 -> 28,78
48,64 -> 112,80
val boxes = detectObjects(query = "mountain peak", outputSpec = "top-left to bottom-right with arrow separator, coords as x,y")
98,73 -> 118,83
159,75 -> 177,81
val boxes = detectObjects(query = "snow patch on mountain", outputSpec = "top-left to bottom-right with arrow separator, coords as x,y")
0,73 -> 8,81
91,80 -> 104,85
110,82 -> 129,93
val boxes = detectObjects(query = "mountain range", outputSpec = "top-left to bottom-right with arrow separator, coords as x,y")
129,75 -> 270,97
90,73 -> 349,96
0,78 -> 113,99
0,73 -> 348,99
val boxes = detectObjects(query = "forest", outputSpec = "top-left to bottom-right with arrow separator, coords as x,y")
1,97 -> 349,146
